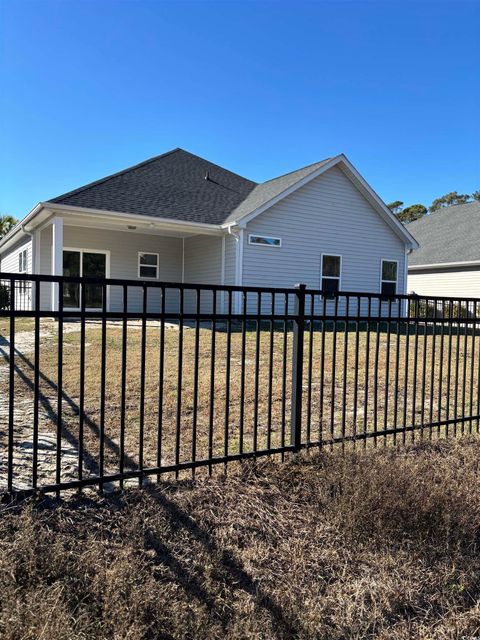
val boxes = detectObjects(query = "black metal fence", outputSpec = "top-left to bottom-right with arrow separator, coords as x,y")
1,272 -> 479,497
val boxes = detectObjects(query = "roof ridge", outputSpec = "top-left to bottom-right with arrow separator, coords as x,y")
47,148 -> 183,203
260,157 -> 331,185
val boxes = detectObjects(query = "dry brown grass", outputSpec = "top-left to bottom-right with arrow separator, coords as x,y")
1,318 -> 479,490
1,438 -> 480,639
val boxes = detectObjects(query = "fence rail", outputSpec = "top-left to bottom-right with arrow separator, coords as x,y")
1,272 -> 479,497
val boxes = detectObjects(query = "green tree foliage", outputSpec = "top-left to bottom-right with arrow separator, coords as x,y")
472,190 -> 480,202
396,204 -> 427,223
0,214 -> 17,239
429,192 -> 471,213
387,200 -> 404,214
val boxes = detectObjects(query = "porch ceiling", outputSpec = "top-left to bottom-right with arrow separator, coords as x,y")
35,204 -> 226,238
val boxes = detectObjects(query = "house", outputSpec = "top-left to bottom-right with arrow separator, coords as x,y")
0,148 -> 417,313
408,201 -> 480,298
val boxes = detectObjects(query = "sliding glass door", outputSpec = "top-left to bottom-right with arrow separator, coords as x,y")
63,249 -> 107,309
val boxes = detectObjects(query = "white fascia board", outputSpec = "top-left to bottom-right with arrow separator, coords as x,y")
222,154 -> 419,251
409,259 -> 480,271
39,202 -> 225,236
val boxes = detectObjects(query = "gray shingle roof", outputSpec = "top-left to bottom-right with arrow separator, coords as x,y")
48,148 -> 332,226
49,149 -> 258,225
407,201 -> 480,266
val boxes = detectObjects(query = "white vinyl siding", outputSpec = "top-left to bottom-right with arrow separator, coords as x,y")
183,235 -> 223,312
0,237 -> 32,274
224,235 -> 237,286
408,267 -> 480,299
242,165 -> 406,310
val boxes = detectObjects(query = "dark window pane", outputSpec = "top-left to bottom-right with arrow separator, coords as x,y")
322,277 -> 339,298
382,261 -> 397,281
82,253 -> 106,308
63,251 -> 81,308
381,281 -> 396,296
249,235 -> 281,247
140,253 -> 158,266
140,265 -> 157,278
82,252 -> 106,278
322,255 -> 341,277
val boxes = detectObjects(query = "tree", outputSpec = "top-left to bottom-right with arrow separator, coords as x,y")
396,204 -> 427,223
472,190 -> 480,202
429,191 -> 471,212
387,200 -> 404,214
0,214 -> 17,239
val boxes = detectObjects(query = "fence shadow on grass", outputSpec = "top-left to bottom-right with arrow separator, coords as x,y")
0,344 -> 140,483
42,485 -> 305,639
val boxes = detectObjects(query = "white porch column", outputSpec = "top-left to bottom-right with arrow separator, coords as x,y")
51,217 -> 64,311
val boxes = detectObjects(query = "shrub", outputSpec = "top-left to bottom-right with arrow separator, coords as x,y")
0,283 -> 10,310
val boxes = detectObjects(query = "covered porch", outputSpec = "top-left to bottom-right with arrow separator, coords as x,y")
32,207 -> 231,313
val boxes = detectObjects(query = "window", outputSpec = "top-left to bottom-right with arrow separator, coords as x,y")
248,234 -> 281,247
138,252 -> 159,279
18,249 -> 28,273
321,254 -> 341,297
381,260 -> 398,295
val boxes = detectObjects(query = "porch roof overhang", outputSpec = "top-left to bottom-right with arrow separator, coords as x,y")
0,202 -> 224,255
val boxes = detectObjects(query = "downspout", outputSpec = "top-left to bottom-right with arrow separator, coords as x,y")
21,225 -> 34,273
221,235 -> 226,313
182,237 -> 185,283
227,224 -> 244,313
404,247 -> 412,316
21,225 -> 34,310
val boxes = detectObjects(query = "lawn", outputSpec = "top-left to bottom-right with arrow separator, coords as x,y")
0,316 -> 479,491
1,439 -> 480,639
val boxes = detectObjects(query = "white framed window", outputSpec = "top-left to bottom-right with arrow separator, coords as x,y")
18,249 -> 28,273
321,254 -> 342,297
248,234 -> 282,248
138,252 -> 159,279
380,259 -> 398,295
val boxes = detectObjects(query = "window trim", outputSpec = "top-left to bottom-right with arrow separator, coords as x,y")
320,253 -> 342,296
248,234 -> 282,248
18,248 -> 28,273
138,251 -> 160,279
380,258 -> 399,295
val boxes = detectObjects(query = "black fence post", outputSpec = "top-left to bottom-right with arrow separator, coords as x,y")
290,283 -> 306,451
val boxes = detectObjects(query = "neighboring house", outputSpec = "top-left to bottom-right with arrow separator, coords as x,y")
408,201 -> 480,298
0,148 -> 417,312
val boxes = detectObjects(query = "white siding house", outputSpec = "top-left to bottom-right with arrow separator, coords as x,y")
0,148 -> 417,312
407,202 -> 480,299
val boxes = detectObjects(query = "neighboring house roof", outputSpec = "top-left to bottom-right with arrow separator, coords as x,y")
407,201 -> 480,267
49,148 -> 258,226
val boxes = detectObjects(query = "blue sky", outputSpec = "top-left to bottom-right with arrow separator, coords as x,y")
1,0 -> 479,219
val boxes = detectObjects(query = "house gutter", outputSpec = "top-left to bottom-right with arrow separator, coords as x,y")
409,259 -> 480,271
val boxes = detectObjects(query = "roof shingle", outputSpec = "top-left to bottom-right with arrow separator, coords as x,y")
407,201 -> 480,266
49,148 -> 258,225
